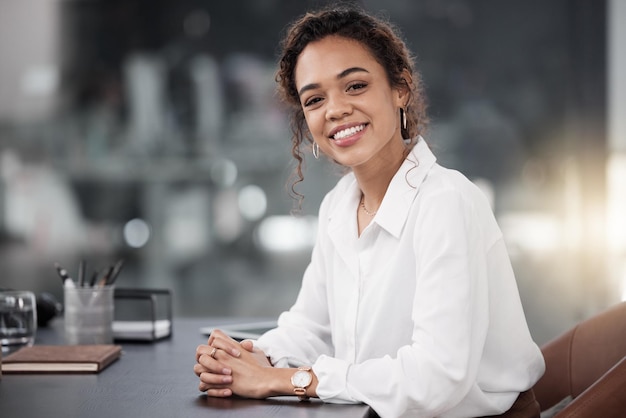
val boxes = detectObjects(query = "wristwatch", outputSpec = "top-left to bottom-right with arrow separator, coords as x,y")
291,366 -> 313,400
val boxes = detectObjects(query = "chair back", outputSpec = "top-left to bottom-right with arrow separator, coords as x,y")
533,301 -> 626,411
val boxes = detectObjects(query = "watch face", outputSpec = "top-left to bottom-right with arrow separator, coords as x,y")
292,370 -> 312,387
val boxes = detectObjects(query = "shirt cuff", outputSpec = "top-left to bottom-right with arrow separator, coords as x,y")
312,355 -> 358,403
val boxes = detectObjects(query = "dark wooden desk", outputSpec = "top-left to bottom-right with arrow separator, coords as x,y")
0,318 -> 375,418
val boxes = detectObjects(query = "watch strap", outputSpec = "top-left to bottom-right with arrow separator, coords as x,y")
294,387 -> 309,400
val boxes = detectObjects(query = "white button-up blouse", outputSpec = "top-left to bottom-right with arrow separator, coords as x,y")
255,138 -> 545,418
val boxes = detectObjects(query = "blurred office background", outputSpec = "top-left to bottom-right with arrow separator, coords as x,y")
0,0 -> 624,345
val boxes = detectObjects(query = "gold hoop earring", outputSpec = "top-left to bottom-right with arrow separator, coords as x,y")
312,142 -> 320,159
400,108 -> 407,131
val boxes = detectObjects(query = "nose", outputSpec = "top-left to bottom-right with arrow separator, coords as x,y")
325,93 -> 351,121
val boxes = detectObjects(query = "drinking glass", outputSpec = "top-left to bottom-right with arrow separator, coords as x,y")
0,290 -> 37,354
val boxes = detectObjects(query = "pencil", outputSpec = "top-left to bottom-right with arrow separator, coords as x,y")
97,265 -> 114,288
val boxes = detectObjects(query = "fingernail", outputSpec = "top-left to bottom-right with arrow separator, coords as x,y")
223,368 -> 231,375
222,376 -> 232,383
231,349 -> 241,357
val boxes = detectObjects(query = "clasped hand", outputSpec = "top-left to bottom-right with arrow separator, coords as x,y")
194,329 -> 273,398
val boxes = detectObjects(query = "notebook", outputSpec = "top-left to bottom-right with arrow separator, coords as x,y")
1,344 -> 122,373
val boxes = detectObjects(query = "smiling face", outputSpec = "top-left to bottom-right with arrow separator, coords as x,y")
295,35 -> 408,170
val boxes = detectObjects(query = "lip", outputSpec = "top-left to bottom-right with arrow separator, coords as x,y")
328,122 -> 366,139
328,122 -> 368,145
330,124 -> 367,147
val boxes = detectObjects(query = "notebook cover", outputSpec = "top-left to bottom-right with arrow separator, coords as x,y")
1,345 -> 122,373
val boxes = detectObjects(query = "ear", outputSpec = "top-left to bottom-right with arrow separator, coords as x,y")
396,69 -> 414,108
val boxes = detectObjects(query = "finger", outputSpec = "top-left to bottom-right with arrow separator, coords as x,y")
194,363 -> 221,377
194,362 -> 232,379
197,348 -> 224,369
199,380 -> 230,393
240,339 -> 254,352
202,386 -> 233,397
209,330 -> 241,355
207,328 -> 228,346
209,332 -> 242,358
193,363 -> 206,377
197,352 -> 232,375
196,344 -> 214,363
199,371 -> 233,386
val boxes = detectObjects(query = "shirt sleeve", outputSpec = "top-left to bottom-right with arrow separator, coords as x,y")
255,196 -> 334,368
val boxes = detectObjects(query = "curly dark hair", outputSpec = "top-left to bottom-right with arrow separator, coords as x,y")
277,5 -> 429,206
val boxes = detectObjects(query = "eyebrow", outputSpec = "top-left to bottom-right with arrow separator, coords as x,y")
298,67 -> 370,97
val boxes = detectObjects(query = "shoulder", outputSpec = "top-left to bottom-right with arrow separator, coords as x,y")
403,138 -> 490,211
414,164 -> 502,242
420,164 -> 491,211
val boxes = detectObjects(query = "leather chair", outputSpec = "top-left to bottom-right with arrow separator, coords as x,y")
532,301 -> 626,417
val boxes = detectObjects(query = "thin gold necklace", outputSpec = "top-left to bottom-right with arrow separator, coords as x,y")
360,195 -> 377,217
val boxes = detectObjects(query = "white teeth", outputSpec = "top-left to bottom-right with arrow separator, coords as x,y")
333,124 -> 365,140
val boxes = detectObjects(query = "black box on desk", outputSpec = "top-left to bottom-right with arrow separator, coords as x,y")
113,288 -> 172,342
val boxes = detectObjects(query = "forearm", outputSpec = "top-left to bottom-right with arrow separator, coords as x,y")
261,367 -> 319,399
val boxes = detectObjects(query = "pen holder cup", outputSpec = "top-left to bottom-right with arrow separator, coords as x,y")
64,286 -> 114,345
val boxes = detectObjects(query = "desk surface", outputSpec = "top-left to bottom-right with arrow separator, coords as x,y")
0,318 -> 375,418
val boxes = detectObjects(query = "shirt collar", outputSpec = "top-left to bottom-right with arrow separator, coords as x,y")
327,137 -> 437,239
373,137 -> 437,238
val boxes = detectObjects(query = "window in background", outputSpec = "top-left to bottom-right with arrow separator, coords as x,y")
0,0 -> 611,345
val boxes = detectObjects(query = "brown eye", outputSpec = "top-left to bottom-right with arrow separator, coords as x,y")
347,82 -> 367,92
304,97 -> 322,107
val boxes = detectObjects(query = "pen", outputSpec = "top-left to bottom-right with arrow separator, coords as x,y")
106,259 -> 125,286
54,262 -> 75,288
78,259 -> 86,287
89,270 -> 99,288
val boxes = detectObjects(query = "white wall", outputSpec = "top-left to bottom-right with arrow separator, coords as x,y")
0,0 -> 60,122
607,0 -> 626,298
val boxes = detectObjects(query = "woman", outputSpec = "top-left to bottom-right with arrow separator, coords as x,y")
194,6 -> 545,417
